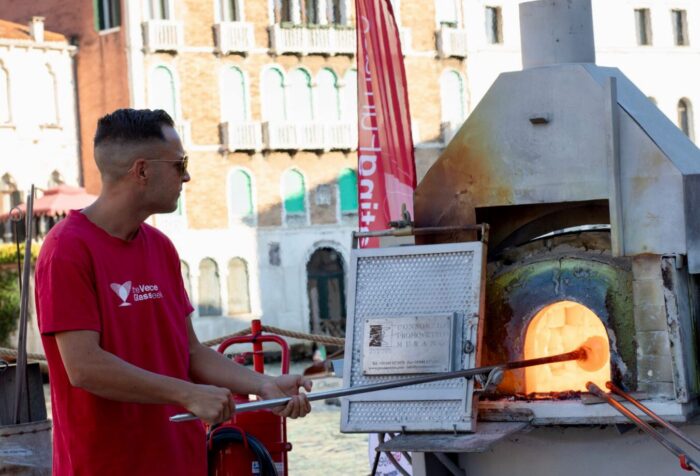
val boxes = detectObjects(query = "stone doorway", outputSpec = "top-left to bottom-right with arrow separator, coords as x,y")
307,248 -> 346,337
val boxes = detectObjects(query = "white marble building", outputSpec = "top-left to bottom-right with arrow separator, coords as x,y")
455,0 -> 700,140
0,17 -> 80,231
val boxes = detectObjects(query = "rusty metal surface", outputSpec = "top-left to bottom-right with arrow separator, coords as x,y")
414,63 -> 700,271
660,257 -> 699,402
483,233 -> 635,395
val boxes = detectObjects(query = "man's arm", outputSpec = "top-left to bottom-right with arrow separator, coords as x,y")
55,330 -> 235,424
186,316 -> 312,418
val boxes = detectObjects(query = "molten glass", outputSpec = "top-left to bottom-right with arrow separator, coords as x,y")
524,301 -> 611,393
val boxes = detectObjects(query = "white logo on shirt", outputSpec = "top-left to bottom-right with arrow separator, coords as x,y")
110,281 -> 132,307
110,281 -> 164,307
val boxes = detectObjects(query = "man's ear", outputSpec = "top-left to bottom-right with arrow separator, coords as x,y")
131,159 -> 148,181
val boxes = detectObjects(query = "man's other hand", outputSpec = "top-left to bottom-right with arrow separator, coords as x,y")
183,384 -> 234,425
259,375 -> 312,419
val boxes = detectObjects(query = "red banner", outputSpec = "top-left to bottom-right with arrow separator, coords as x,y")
356,0 -> 416,248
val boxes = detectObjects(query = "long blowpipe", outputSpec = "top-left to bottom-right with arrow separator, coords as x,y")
171,336 -> 607,423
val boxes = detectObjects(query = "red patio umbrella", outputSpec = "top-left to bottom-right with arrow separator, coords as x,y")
1,185 -> 97,219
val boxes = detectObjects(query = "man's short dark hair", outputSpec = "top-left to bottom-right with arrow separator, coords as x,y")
94,109 -> 175,147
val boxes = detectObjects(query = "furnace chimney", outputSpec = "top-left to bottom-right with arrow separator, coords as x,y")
520,0 -> 595,69
29,17 -> 45,43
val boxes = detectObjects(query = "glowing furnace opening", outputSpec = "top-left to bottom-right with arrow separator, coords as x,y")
524,300 -> 611,394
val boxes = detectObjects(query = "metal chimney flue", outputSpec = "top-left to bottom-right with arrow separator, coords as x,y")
520,0 -> 595,69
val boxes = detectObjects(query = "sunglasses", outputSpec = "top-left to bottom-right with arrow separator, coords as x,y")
148,155 -> 188,176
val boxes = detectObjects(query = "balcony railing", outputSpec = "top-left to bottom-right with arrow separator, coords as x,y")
261,121 -> 355,150
325,122 -> 356,150
437,26 -> 468,58
214,22 -> 255,54
270,24 -> 404,56
142,20 -> 184,53
269,24 -> 356,55
220,121 -> 262,151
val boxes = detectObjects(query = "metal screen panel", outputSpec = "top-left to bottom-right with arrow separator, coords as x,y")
340,242 -> 485,433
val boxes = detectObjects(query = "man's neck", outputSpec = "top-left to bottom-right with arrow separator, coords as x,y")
82,196 -> 149,241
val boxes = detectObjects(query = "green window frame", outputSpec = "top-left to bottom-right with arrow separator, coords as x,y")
150,66 -> 177,118
0,65 -> 9,123
338,168 -> 358,213
283,170 -> 306,214
262,67 -> 286,121
222,67 -> 247,122
229,169 -> 253,218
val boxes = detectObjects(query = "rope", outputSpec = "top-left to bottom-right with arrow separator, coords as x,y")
0,347 -> 46,361
0,324 -> 346,364
259,325 -> 345,347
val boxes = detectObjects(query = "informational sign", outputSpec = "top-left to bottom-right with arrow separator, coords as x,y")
361,315 -> 454,375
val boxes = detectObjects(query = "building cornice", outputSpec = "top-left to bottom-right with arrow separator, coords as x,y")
0,39 -> 76,53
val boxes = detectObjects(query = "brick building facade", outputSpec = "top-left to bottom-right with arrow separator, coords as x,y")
2,0 -> 697,340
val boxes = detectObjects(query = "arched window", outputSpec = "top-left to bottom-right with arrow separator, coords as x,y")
149,0 -> 170,19
316,69 -> 340,122
150,66 -> 177,119
343,69 -> 357,123
227,257 -> 251,315
306,0 -> 320,24
262,67 -> 286,121
0,174 -> 17,214
198,258 -> 222,316
0,64 -> 10,123
678,98 -> 694,140
279,0 -> 297,23
288,69 -> 313,122
221,67 -> 247,122
228,169 -> 254,221
180,260 -> 192,299
283,169 -> 306,214
328,0 -> 345,25
218,0 -> 240,21
38,65 -> 58,125
440,69 -> 466,124
338,168 -> 358,213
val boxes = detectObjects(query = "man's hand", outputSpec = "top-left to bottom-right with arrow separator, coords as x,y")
258,375 -> 312,419
181,384 -> 235,425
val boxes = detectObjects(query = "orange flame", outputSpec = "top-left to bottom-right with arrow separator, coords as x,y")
524,301 -> 610,393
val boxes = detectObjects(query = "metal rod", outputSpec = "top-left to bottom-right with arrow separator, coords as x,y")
352,225 -> 485,239
606,382 -> 700,453
170,347 -> 584,423
587,382 -> 700,474
13,186 -> 34,424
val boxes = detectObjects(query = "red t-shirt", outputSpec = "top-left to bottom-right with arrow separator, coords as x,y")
35,211 -> 205,476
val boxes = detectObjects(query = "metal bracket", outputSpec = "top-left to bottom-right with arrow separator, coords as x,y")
663,253 -> 686,270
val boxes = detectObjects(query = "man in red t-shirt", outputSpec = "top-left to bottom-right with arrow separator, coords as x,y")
35,109 -> 312,475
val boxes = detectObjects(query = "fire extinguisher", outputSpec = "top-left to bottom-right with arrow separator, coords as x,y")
207,320 -> 292,476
